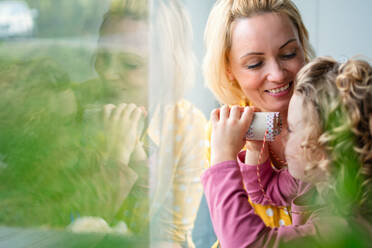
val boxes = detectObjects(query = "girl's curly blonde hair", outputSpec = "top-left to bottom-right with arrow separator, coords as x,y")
295,56 -> 372,219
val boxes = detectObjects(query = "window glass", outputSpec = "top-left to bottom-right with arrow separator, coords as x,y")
0,0 -> 217,247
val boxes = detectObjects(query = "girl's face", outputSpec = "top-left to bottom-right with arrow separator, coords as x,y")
285,94 -> 325,182
227,13 -> 305,113
285,93 -> 308,180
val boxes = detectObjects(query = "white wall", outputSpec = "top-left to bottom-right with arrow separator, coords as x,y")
293,0 -> 372,60
184,0 -> 218,117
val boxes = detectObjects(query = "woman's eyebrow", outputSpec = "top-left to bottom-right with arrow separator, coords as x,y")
280,38 -> 296,49
239,38 -> 297,59
240,52 -> 264,59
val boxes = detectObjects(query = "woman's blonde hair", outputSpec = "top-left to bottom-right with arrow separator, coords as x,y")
295,56 -> 372,219
203,0 -> 314,105
95,0 -> 195,104
151,0 -> 196,104
94,0 -> 148,76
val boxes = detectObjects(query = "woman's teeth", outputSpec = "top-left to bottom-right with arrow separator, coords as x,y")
267,83 -> 291,94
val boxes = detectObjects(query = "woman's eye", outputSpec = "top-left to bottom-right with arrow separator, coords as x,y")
281,51 -> 297,60
246,61 -> 263,69
122,61 -> 137,69
125,62 -> 139,70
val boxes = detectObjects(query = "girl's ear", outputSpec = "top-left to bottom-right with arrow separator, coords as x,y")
314,148 -> 328,166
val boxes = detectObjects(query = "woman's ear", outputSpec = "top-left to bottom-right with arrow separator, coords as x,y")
226,65 -> 235,81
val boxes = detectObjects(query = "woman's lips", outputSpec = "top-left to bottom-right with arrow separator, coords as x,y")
265,82 -> 293,97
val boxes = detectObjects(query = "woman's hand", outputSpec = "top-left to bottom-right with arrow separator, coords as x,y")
210,105 -> 254,165
103,103 -> 145,165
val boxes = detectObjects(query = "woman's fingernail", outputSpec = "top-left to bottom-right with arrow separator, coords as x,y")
140,106 -> 147,116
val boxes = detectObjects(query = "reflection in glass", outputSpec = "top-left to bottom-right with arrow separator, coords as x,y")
0,0 -> 208,247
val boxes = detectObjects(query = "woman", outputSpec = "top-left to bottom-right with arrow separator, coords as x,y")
202,0 -> 314,237
73,0 -> 208,247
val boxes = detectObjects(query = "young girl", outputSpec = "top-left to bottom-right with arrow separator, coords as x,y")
202,56 -> 372,247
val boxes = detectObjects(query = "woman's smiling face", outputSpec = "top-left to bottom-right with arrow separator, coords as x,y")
95,18 -> 148,106
227,12 -> 305,112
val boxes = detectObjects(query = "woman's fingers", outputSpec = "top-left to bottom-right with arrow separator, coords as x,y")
131,107 -> 143,124
104,103 -> 145,129
103,104 -> 116,124
212,105 -> 256,126
212,105 -> 247,124
120,103 -> 135,120
130,107 -> 144,135
219,105 -> 230,121
241,107 -> 254,126
112,103 -> 127,123
230,105 -> 243,120
210,108 -> 220,123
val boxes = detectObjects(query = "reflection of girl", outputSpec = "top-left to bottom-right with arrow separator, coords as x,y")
202,0 -> 314,233
75,0 -> 207,247
203,56 -> 372,247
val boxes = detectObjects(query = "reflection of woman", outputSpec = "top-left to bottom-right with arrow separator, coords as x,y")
201,0 -> 314,241
75,0 -> 207,247
73,2 -> 149,233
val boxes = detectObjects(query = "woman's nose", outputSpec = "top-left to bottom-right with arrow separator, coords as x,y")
102,57 -> 123,80
267,60 -> 287,83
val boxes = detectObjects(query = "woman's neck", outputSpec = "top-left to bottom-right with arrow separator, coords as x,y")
280,108 -> 288,129
267,109 -> 288,169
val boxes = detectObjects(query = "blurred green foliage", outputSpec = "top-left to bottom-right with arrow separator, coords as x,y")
0,0 -> 149,235
0,57 -> 147,232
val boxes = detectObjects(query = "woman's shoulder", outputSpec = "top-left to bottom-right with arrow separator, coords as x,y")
160,99 -> 207,131
148,99 -> 208,146
173,99 -> 207,122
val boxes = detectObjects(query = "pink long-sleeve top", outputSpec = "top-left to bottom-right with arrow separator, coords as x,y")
201,150 -> 324,248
